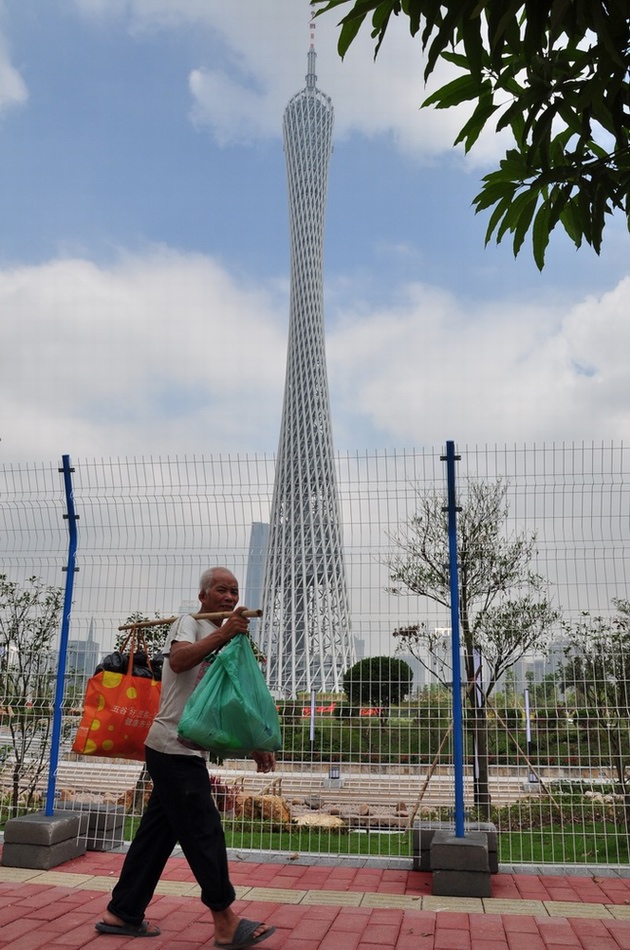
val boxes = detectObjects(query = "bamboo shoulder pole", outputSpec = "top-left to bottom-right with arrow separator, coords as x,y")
118,609 -> 262,632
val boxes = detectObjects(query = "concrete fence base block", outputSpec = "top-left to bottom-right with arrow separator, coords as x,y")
413,820 -> 498,873
432,867 -> 493,898
57,802 -> 126,851
1,812 -> 87,870
430,830 -> 492,898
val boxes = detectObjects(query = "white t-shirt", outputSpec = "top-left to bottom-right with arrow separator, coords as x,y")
145,614 -> 217,757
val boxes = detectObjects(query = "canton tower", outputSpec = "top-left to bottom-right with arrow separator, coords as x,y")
259,26 -> 354,697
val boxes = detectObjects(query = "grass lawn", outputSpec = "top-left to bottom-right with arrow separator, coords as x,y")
497,821 -> 630,865
120,815 -> 628,865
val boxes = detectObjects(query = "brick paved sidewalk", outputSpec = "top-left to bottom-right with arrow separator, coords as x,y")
1,848 -> 630,949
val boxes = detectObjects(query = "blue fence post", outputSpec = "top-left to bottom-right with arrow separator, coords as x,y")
45,455 -> 79,817
443,440 -> 465,838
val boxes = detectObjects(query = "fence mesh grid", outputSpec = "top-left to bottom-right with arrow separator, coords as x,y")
1,442 -> 628,865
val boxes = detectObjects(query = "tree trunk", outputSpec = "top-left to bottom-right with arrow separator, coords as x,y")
11,760 -> 21,817
462,637 -> 492,819
472,704 -> 491,819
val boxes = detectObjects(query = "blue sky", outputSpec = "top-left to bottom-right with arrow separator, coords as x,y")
1,0 -> 630,462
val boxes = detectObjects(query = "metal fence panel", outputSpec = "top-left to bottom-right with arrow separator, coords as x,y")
1,443 -> 628,866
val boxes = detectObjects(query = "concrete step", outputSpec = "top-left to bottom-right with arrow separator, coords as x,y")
30,761 -> 528,809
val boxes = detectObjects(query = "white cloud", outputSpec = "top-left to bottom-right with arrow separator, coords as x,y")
184,5 -> 503,164
188,68 -> 271,146
326,277 -> 630,447
0,28 -> 28,115
3,247 -> 629,463
0,249 -> 288,461
71,0 -> 506,166
73,0 -> 215,28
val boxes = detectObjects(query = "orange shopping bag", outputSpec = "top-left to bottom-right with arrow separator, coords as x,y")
72,630 -> 161,761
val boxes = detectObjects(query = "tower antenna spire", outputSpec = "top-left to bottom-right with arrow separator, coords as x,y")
307,18 -> 317,89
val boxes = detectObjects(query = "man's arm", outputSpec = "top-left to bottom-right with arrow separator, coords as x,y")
169,608 -> 250,673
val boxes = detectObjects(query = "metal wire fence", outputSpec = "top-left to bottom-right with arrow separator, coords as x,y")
1,442 -> 629,867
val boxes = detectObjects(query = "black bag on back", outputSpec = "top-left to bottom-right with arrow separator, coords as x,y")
95,649 -> 164,681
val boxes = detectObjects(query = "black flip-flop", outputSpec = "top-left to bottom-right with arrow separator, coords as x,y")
95,920 -> 161,937
214,918 -> 276,949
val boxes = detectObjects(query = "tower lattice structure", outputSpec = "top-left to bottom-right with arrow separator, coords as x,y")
259,41 -> 354,697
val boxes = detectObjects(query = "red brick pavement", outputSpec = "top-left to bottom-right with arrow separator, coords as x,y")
0,848 -> 629,949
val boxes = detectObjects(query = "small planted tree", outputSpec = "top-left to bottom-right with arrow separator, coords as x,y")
343,656 -> 414,710
389,478 -> 561,817
0,575 -> 63,817
560,599 -> 630,829
115,613 -> 171,657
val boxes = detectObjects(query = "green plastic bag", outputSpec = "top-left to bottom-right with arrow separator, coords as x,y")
177,635 -> 281,757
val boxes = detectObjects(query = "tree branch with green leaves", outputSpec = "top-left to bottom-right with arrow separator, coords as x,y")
0,575 -> 63,817
312,0 -> 630,268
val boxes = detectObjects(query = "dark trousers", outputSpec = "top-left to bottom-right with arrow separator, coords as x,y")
107,747 -> 236,927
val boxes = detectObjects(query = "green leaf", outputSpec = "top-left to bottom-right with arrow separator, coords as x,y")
546,183 -> 572,232
577,183 -> 594,245
459,6 -> 485,79
529,106 -> 558,159
495,187 -> 535,244
497,151 -> 531,179
314,0 -> 630,270
312,0 -> 383,58
555,99 -> 589,139
485,203 -> 512,246
589,1 -> 627,69
510,189 -> 541,255
549,0 -> 574,44
473,188 -> 515,246
532,201 -> 551,270
591,183 -> 608,254
496,98 -> 530,137
423,73 -> 482,109
337,14 -> 366,57
454,92 -> 498,152
440,51 -> 472,70
425,0 -> 480,80
487,2 -> 523,63
559,197 -> 584,247
473,177 -> 518,212
402,0 -> 422,37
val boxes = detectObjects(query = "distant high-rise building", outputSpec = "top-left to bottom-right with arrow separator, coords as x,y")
245,522 -> 269,611
67,620 -> 100,678
244,521 -> 269,641
259,30 -> 354,697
